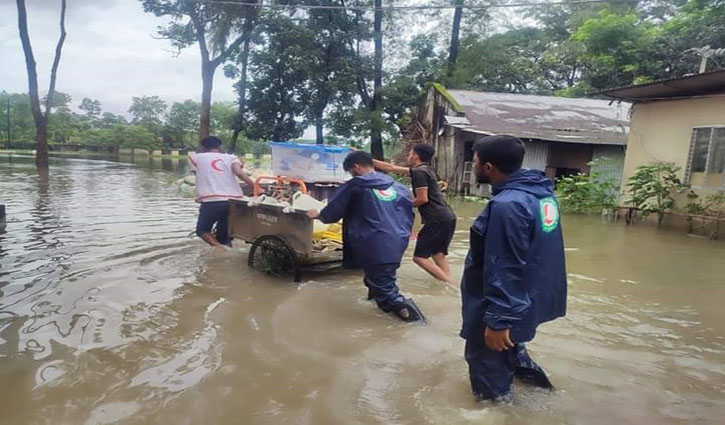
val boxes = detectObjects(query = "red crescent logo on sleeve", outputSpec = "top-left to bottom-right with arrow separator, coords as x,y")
211,158 -> 226,172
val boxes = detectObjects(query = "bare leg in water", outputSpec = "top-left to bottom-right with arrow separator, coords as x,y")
199,232 -> 231,252
413,255 -> 457,286
433,253 -> 455,282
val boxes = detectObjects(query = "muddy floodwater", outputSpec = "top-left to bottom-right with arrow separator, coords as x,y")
1,154 -> 724,425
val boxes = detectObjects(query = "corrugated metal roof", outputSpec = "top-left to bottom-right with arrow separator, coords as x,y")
443,115 -> 471,125
445,90 -> 630,145
596,69 -> 725,101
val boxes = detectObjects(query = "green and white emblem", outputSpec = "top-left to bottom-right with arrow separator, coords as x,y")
539,197 -> 560,233
372,187 -> 397,201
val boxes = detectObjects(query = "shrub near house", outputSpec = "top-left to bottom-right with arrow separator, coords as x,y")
555,158 -> 619,214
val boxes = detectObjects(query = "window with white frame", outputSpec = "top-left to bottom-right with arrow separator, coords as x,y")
686,126 -> 725,186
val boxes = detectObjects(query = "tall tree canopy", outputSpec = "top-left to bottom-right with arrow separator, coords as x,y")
140,0 -> 259,140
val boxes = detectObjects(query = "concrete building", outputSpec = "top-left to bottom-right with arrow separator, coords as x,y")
599,70 -> 725,202
418,84 -> 630,196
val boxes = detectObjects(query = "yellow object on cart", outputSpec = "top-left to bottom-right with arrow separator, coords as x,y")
312,222 -> 342,243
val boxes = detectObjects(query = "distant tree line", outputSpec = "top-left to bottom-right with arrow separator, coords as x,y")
0,92 -> 250,152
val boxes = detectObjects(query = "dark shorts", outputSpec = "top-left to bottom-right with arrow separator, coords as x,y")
413,218 -> 456,258
196,201 -> 231,245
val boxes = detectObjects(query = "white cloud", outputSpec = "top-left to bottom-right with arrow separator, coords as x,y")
0,0 -> 238,117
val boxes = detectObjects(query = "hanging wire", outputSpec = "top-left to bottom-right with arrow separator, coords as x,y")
179,0 -> 638,12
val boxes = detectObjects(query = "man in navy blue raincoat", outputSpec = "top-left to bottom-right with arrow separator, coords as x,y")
306,151 -> 425,322
461,135 -> 567,401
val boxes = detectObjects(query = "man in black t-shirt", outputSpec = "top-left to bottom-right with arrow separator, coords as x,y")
373,144 -> 457,286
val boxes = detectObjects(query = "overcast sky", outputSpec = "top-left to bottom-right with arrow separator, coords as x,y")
0,0 -> 239,118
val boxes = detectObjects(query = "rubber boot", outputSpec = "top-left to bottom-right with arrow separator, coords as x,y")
513,345 -> 554,390
392,298 -> 426,323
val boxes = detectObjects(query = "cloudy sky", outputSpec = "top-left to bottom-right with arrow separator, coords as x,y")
0,0 -> 239,117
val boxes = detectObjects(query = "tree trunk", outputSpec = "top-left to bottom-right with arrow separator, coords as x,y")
16,0 -> 67,169
448,0 -> 464,78
230,37 -> 251,153
5,97 -> 10,147
16,0 -> 44,167
316,118 -> 324,144
45,0 -> 67,118
36,120 -> 48,166
370,0 -> 384,160
199,59 -> 215,141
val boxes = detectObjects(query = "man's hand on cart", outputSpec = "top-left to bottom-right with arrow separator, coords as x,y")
306,209 -> 320,219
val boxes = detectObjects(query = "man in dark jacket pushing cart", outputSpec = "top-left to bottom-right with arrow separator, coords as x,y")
306,151 -> 425,323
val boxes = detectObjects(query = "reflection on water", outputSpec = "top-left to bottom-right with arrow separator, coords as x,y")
1,154 -> 724,424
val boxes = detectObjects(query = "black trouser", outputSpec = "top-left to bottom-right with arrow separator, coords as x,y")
464,335 -> 553,400
363,263 -> 405,312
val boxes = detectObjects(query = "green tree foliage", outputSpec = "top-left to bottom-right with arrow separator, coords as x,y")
2,92 -> 172,151
439,1 -> 724,98
210,101 -> 237,142
451,28 -> 554,93
98,112 -> 127,129
79,98 -> 102,124
572,9 -> 660,89
140,0 -> 258,139
303,2 -> 361,144
165,99 -> 200,147
129,95 -> 167,132
82,124 -> 158,149
245,14 -> 311,141
0,91 -> 36,144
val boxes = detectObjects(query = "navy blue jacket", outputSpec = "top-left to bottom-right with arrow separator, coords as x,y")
460,169 -> 567,343
318,171 -> 413,269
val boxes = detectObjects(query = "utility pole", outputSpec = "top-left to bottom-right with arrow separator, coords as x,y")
687,45 -> 725,73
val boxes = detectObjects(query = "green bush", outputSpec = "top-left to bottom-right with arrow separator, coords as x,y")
555,159 -> 619,214
7,140 -> 37,150
625,162 -> 688,224
686,192 -> 725,218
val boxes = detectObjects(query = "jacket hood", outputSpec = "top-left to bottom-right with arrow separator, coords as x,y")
492,169 -> 554,198
352,171 -> 395,189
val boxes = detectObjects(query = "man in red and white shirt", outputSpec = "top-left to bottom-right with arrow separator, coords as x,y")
189,136 -> 255,247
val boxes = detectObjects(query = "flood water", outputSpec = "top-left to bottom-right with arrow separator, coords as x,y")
1,154 -> 724,425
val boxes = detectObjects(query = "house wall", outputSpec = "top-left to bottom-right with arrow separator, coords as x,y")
621,95 -> 725,205
591,145 -> 626,186
420,87 -> 470,194
451,135 -> 625,197
545,142 -> 593,179
522,141 -> 549,170
432,125 -> 461,192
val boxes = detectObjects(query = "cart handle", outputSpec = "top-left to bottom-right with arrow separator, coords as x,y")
253,175 -> 307,196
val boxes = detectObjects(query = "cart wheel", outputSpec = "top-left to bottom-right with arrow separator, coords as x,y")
248,235 -> 301,282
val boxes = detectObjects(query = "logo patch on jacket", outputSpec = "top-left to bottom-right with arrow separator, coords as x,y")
539,197 -> 560,233
372,187 -> 397,201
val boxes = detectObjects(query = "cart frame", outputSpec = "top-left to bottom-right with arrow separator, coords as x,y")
228,199 -> 342,282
